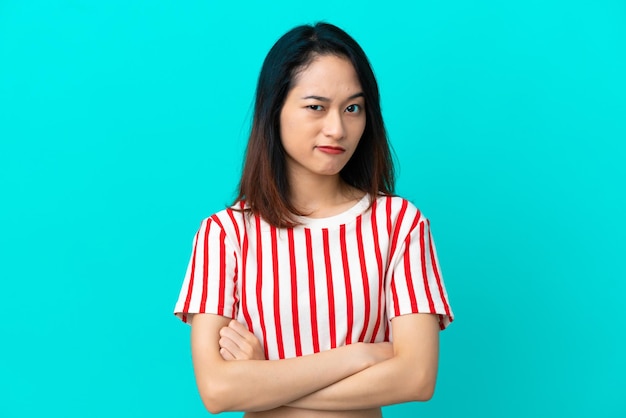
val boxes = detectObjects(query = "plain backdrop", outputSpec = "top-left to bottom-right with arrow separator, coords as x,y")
1,1 -> 625,417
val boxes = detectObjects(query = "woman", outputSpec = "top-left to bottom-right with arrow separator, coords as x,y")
174,22 -> 453,417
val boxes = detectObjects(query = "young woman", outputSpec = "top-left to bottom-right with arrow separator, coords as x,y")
174,22 -> 454,417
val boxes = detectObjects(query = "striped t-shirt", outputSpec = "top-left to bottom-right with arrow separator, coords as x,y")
174,194 -> 453,360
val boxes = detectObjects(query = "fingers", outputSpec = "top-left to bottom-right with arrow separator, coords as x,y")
228,320 -> 265,360
219,330 -> 243,360
220,347 -> 235,360
228,319 -> 250,334
218,320 -> 266,361
219,323 -> 244,342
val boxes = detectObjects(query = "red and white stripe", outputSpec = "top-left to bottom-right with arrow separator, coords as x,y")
174,195 -> 453,360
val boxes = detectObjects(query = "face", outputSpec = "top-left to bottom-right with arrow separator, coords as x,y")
279,54 -> 366,184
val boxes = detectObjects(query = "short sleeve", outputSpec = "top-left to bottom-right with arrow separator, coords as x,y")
385,213 -> 454,330
174,217 -> 239,324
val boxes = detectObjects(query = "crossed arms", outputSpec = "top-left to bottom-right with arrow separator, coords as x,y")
190,313 -> 440,414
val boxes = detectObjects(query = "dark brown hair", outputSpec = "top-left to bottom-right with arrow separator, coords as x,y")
235,22 -> 395,227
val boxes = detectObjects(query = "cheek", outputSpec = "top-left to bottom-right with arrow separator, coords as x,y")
280,108 -> 300,135
281,113 -> 317,145
349,118 -> 366,140
279,118 -> 297,146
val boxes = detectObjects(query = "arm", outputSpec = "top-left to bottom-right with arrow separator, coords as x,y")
286,313 -> 441,410
190,313 -> 393,414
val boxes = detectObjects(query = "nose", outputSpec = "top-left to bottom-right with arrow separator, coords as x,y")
322,110 -> 346,140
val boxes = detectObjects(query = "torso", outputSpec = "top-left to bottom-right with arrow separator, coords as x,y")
223,194 -> 411,359
175,193 -> 452,357
174,193 -> 453,414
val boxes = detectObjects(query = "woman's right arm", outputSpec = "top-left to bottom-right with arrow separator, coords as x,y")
190,313 -> 391,414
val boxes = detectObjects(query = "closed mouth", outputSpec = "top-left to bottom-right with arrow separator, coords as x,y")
316,145 -> 345,151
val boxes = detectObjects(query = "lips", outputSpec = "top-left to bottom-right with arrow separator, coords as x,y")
316,146 -> 345,155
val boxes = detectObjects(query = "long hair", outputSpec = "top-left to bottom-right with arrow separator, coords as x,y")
235,22 -> 395,227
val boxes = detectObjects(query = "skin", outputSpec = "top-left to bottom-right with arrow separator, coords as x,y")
190,54 -> 442,416
219,315 -> 440,417
279,54 -> 367,217
190,314 -> 394,415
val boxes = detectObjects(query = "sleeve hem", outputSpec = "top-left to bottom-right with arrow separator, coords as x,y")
173,308 -> 236,325
388,310 -> 454,330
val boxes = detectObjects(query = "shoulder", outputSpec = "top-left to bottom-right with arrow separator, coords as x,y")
197,202 -> 249,248
372,194 -> 425,224
369,195 -> 432,247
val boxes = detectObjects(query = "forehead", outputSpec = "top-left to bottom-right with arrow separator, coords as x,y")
291,54 -> 362,94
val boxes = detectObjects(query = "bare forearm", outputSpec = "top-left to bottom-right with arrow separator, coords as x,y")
287,314 -> 441,411
202,345 -> 373,412
191,314 -> 377,413
286,355 -> 434,411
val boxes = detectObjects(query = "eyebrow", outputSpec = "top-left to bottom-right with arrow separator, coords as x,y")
301,92 -> 365,102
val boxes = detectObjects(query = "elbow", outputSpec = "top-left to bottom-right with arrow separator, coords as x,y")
200,391 -> 226,414
197,373 -> 268,413
203,401 -> 225,415
414,382 -> 436,402
406,372 -> 437,402
202,401 -> 226,415
198,380 -> 232,414
198,377 -> 265,414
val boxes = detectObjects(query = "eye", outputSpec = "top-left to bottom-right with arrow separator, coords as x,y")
307,105 -> 324,111
345,104 -> 362,113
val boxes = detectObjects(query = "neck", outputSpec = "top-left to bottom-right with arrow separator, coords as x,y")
288,173 -> 363,218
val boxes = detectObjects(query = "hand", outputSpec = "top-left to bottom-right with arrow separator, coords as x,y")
219,319 -> 266,361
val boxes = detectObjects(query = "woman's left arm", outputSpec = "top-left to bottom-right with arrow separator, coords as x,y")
286,313 -> 440,410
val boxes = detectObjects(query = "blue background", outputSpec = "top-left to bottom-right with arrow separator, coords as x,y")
1,1 -> 625,417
